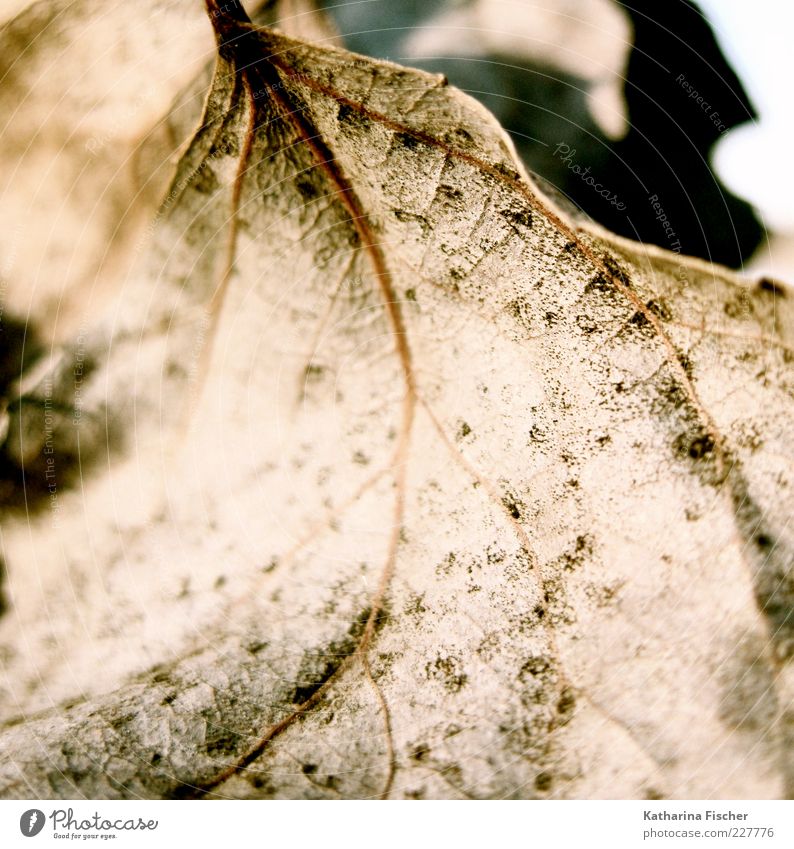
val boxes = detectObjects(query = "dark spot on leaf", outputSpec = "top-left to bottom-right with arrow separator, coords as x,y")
444,127 -> 474,147
502,498 -> 521,520
529,424 -> 547,442
654,374 -> 688,411
602,254 -> 631,287
304,363 -> 324,383
436,551 -> 457,577
426,654 -> 467,693
519,656 -> 551,682
499,208 -> 533,230
204,723 -> 244,759
249,774 -> 270,790
438,184 -> 463,201
507,297 -> 532,329
151,666 -> 170,684
676,351 -> 693,378
755,534 -> 773,551
404,593 -> 427,616
337,102 -> 366,129
394,209 -> 428,228
192,164 -> 220,195
212,134 -> 239,159
557,688 -> 576,717
555,535 -> 593,571
730,472 -> 794,659
673,431 -> 715,461
396,132 -> 419,151
534,772 -> 553,792
584,272 -> 614,297
448,267 -> 466,288
647,299 -> 673,321
724,290 -> 754,319
295,173 -> 319,200
486,545 -> 506,565
108,713 -> 135,732
262,557 -> 279,574
492,162 -> 520,181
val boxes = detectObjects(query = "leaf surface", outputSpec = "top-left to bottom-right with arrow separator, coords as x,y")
0,1 -> 792,800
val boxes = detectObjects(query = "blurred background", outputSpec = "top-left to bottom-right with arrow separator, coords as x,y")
313,0 -> 793,281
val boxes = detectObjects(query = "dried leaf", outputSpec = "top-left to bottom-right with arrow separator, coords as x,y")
0,1 -> 791,800
0,0 -> 221,337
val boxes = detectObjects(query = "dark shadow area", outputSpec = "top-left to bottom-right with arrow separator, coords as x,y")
0,314 -> 106,515
321,0 -> 763,268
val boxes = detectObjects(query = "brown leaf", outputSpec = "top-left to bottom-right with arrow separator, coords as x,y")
0,0 -> 791,800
